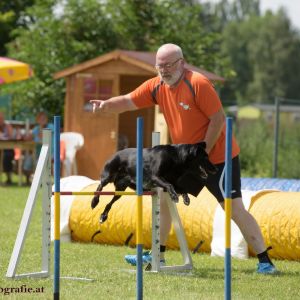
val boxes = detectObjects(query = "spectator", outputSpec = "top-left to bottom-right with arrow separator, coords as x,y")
23,111 -> 54,184
0,111 -> 14,185
29,112 -> 54,155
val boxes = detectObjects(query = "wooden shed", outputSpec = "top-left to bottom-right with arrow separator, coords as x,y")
54,49 -> 225,179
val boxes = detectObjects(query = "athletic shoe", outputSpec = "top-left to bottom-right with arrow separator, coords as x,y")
125,251 -> 166,266
257,263 -> 278,274
125,251 -> 152,266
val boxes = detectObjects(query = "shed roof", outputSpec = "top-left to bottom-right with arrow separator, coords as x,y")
53,49 -> 225,82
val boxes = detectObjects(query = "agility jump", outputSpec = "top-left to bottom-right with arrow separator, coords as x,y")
51,116 -> 232,300
6,114 -> 233,300
52,116 -> 148,300
52,116 -> 195,299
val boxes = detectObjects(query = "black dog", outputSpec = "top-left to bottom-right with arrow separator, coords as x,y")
91,142 -> 217,223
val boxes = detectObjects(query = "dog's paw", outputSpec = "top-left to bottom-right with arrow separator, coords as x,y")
183,195 -> 190,206
91,196 -> 99,209
100,213 -> 108,224
170,193 -> 179,203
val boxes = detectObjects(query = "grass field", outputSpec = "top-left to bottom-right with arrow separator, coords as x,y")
0,183 -> 300,299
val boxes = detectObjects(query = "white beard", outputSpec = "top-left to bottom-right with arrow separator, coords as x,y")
158,69 -> 183,86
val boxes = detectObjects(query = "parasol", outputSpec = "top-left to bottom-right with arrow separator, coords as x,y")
0,57 -> 33,85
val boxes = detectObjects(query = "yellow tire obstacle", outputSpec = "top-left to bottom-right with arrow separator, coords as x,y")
69,183 -> 217,253
248,190 -> 300,260
69,183 -> 300,261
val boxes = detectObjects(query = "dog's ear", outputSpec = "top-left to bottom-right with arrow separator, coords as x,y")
194,141 -> 207,158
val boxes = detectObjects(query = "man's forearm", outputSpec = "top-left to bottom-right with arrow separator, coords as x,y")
99,94 -> 137,114
204,109 -> 225,153
90,94 -> 138,114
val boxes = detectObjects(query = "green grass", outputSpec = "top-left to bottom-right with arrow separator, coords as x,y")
0,183 -> 300,299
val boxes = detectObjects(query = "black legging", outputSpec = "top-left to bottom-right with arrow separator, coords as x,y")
3,149 -> 14,172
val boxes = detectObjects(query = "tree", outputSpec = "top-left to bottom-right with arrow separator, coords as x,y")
4,0 -> 119,118
220,9 -> 300,103
106,0 -> 224,71
247,10 -> 300,102
0,0 -> 35,55
4,0 -> 228,119
213,0 -> 260,29
105,0 -> 160,50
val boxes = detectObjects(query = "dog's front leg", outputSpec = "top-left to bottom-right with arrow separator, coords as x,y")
100,195 -> 122,223
99,180 -> 129,223
182,194 -> 190,206
91,182 -> 104,209
151,175 -> 179,203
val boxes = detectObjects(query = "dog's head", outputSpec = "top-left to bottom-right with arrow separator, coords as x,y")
174,142 -> 218,197
186,142 -> 217,179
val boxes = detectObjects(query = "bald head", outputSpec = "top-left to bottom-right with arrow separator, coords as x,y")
156,44 -> 183,61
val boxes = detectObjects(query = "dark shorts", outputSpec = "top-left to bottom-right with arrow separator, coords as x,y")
205,155 -> 242,202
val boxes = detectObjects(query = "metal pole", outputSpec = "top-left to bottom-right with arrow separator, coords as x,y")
225,117 -> 232,300
53,116 -> 61,300
136,117 -> 144,300
151,132 -> 160,272
273,97 -> 280,178
41,129 -> 52,275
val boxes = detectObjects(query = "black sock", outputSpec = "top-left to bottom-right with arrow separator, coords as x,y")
160,245 -> 166,253
257,247 -> 273,265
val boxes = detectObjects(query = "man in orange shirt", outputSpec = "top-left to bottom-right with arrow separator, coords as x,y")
91,43 -> 276,274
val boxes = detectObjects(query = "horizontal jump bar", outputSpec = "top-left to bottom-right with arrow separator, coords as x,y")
52,191 -> 154,196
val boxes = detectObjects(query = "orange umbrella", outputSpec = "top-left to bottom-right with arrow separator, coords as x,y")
0,57 -> 33,85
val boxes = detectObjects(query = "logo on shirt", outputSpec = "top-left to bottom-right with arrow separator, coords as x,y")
179,102 -> 191,110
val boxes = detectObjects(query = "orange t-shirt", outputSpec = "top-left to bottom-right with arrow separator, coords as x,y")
130,70 -> 240,164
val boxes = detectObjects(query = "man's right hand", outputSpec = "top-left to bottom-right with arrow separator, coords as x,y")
89,100 -> 106,113
89,94 -> 137,114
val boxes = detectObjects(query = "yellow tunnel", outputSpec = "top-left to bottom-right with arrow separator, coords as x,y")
69,183 -> 300,260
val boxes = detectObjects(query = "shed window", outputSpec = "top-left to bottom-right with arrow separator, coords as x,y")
83,79 -> 113,111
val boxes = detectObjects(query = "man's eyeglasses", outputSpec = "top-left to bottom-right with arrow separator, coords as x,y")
155,58 -> 182,70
